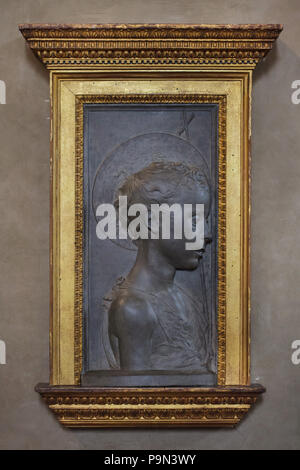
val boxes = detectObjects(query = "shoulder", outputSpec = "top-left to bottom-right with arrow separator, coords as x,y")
109,288 -> 157,335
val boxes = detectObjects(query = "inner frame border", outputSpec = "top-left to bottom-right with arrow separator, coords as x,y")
74,93 -> 227,385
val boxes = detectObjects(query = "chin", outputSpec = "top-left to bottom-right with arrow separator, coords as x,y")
179,255 -> 200,270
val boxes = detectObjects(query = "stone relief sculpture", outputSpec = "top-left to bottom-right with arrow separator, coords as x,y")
102,161 -> 212,373
85,108 -> 217,386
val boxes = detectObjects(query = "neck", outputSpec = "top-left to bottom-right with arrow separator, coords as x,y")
127,241 -> 175,290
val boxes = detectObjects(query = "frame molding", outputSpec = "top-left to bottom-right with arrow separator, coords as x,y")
50,76 -> 246,389
19,24 -> 282,428
19,23 -> 282,69
36,383 -> 265,428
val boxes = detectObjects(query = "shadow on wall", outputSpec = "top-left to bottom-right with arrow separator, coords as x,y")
251,38 -> 300,409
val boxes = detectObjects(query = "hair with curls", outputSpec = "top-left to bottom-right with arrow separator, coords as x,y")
114,161 -> 211,212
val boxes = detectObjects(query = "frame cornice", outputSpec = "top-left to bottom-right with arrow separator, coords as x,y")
19,23 -> 282,69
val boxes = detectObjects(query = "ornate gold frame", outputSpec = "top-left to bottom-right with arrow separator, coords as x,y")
20,24 -> 282,427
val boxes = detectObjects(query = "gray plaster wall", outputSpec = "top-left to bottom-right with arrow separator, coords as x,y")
0,0 -> 299,450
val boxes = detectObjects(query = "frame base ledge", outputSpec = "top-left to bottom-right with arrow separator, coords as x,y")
36,383 -> 265,428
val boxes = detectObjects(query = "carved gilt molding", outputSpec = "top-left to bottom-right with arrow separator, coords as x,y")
36,384 -> 265,428
19,23 -> 282,69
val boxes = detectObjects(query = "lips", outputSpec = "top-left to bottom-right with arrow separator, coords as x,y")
193,249 -> 205,257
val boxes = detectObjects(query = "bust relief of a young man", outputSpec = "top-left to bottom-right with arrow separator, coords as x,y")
102,161 -> 212,373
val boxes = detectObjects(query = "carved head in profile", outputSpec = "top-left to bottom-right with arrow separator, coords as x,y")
115,161 -> 212,270
104,161 -> 213,372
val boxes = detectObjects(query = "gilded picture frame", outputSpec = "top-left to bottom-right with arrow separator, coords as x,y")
19,23 -> 282,427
